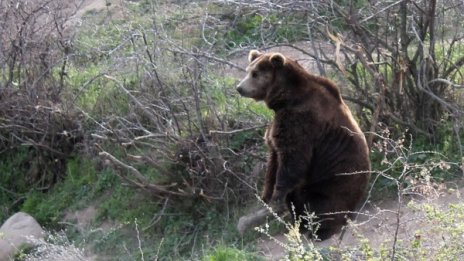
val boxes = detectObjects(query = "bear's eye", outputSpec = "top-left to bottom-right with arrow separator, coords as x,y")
251,71 -> 258,78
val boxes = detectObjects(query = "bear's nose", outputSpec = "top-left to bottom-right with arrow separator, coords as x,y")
236,86 -> 244,95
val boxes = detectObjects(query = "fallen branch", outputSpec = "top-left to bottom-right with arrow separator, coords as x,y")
99,151 -> 190,198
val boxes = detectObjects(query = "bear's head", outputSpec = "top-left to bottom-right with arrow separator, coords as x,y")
236,50 -> 306,110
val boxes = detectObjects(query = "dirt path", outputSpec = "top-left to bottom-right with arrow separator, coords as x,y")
63,0 -> 127,28
257,185 -> 464,260
75,0 -> 128,19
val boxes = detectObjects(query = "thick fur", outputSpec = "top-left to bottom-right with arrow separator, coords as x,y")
237,50 -> 371,240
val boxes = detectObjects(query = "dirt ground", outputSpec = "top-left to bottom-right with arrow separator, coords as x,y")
256,185 -> 464,260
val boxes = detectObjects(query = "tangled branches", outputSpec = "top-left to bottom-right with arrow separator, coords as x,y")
219,0 -> 464,149
0,0 -> 84,188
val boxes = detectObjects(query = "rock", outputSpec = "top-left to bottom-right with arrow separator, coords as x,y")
0,212 -> 45,261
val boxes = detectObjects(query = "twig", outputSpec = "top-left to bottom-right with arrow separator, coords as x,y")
360,0 -> 409,23
134,218 -> 145,261
428,78 -> 464,89
99,151 -> 189,197
209,124 -> 266,135
391,181 -> 403,261
168,48 -> 246,72
143,198 -> 169,231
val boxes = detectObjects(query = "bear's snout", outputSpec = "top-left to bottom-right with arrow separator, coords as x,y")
236,85 -> 245,96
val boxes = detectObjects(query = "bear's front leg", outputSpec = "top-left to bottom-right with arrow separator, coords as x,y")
261,150 -> 277,203
271,153 -> 308,204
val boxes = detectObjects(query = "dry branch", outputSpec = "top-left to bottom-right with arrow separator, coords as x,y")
99,151 -> 190,198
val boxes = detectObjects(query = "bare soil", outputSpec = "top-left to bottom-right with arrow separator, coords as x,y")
257,185 -> 464,260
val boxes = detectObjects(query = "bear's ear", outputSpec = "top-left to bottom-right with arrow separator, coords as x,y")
248,50 -> 262,63
270,53 -> 286,68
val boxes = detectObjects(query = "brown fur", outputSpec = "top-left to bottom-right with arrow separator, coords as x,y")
237,51 -> 371,240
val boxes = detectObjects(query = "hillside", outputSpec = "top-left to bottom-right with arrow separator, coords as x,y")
1,0 -> 463,260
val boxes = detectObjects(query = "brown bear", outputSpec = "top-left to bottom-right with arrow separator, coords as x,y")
236,50 -> 371,240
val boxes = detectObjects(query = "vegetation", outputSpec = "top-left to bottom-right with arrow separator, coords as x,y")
0,0 -> 463,260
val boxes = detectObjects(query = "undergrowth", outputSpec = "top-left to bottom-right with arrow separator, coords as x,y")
10,155 -> 259,260
1,1 -> 464,260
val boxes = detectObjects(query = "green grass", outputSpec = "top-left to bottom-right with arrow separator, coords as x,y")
221,12 -> 307,49
8,150 -> 259,259
20,158 -> 100,226
0,148 -> 30,222
202,246 -> 262,261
